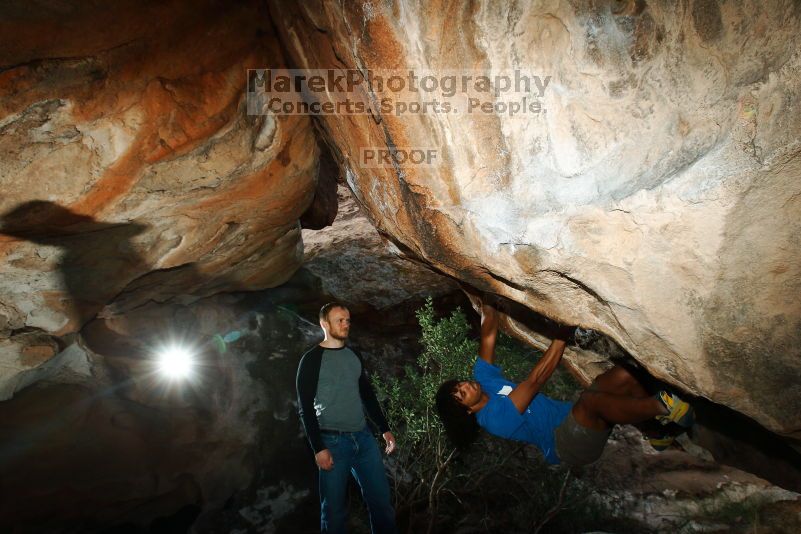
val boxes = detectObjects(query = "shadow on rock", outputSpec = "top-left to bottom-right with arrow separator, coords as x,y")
0,200 -> 148,332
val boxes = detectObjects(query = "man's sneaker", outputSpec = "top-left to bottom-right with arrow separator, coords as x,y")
655,390 -> 695,428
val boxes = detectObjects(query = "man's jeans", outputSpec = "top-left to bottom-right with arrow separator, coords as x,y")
319,427 -> 398,534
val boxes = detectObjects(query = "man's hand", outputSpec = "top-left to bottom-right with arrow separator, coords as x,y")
383,431 -> 396,455
554,324 -> 576,342
315,449 -> 334,470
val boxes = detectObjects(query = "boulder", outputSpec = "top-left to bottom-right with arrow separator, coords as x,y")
0,0 -> 319,399
302,184 -> 460,316
267,0 -> 801,443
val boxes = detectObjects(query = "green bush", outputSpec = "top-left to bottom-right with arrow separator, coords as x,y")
373,298 -> 614,533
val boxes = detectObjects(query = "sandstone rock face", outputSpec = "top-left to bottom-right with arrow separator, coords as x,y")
585,425 -> 801,533
0,1 -> 319,399
0,153 -> 461,529
302,184 -> 459,314
268,0 -> 801,441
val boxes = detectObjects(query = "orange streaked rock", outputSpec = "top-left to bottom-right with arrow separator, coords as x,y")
0,1 -> 319,394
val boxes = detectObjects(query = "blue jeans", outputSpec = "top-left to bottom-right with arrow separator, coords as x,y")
319,427 -> 398,534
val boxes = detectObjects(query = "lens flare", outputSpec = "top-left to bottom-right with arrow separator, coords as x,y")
156,345 -> 195,379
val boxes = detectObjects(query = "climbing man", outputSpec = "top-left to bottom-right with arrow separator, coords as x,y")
436,298 -> 694,466
296,302 -> 398,534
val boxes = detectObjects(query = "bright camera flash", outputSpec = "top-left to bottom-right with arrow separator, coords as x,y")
157,345 -> 195,379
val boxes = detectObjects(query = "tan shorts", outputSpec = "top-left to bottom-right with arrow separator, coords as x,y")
554,410 -> 611,466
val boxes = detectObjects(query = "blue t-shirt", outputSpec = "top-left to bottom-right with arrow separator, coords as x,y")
473,358 -> 572,464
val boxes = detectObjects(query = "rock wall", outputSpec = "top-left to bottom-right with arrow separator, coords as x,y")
3,0 -> 798,443
585,425 -> 801,533
302,184 -> 459,315
1,1 -> 801,527
0,147 -> 462,531
267,0 -> 801,442
0,0 -> 320,399
0,293 -> 319,531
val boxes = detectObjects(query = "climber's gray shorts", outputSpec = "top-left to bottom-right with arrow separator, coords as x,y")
554,410 -> 611,466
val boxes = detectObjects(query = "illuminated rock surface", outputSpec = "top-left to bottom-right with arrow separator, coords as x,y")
1,0 -> 801,530
3,0 -> 798,442
586,425 -> 801,533
268,0 -> 801,442
301,184 -> 459,314
0,0 -> 320,400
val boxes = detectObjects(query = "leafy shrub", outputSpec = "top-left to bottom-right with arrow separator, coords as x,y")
373,298 -> 614,533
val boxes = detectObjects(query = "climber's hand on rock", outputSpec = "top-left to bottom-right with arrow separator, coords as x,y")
554,324 -> 576,342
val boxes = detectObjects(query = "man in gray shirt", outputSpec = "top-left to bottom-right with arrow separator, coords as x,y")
296,302 -> 398,533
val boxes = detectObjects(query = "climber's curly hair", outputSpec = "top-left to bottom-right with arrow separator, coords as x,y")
435,379 -> 480,448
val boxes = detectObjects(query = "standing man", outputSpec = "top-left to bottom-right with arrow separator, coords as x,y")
296,302 -> 398,534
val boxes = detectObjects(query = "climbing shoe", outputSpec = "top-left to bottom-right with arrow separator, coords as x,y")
647,433 -> 676,451
655,390 -> 695,428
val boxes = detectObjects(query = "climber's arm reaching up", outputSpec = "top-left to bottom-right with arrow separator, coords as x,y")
478,296 -> 569,413
478,301 -> 499,364
507,330 -> 570,414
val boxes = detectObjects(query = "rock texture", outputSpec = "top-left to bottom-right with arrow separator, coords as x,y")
2,1 -> 801,527
268,0 -> 801,441
585,425 -> 801,533
0,292 -> 319,531
0,167 -> 463,530
0,0 -> 320,399
302,184 -> 460,314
